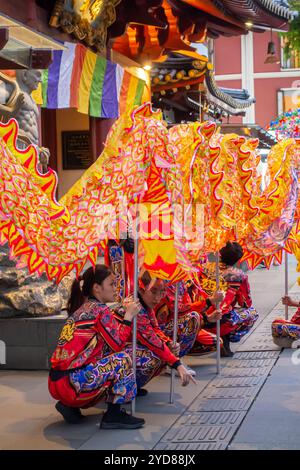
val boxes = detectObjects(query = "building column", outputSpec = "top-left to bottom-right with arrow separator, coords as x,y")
241,32 -> 255,124
89,117 -> 116,161
41,108 -> 58,172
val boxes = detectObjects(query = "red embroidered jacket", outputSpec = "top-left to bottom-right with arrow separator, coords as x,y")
136,303 -> 179,366
218,266 -> 252,314
155,280 -> 209,325
50,299 -> 132,371
113,300 -> 179,366
200,264 -> 252,317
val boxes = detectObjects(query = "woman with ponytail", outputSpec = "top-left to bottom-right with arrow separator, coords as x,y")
48,264 -> 145,429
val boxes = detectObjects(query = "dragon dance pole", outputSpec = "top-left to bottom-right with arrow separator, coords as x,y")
131,204 -> 139,415
169,283 -> 179,404
216,251 -> 221,375
285,251 -> 289,320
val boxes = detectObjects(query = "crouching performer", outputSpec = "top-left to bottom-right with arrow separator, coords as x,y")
272,296 -> 300,347
200,242 -> 259,356
114,271 -> 199,394
155,280 -> 224,359
48,265 -> 145,429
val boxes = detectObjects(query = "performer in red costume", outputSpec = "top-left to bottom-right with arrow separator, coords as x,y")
106,238 -> 224,366
200,242 -> 259,356
155,280 -> 224,361
272,296 -> 300,346
113,270 -> 199,394
48,264 -> 144,429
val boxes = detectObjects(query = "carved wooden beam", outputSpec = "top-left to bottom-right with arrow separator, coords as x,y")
159,0 -> 194,52
0,28 -> 9,50
30,49 -> 53,69
0,44 -> 53,69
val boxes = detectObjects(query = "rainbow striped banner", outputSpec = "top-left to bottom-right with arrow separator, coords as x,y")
41,42 -> 147,118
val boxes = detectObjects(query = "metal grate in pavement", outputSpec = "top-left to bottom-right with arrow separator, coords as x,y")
236,338 -> 280,351
178,411 -> 246,426
227,358 -> 275,368
189,397 -> 253,412
155,442 -> 227,450
233,351 -> 279,360
221,366 -> 272,377
209,377 -> 264,388
160,424 -> 236,443
201,386 -> 260,399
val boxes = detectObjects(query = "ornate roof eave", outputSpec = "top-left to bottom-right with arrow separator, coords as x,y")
178,0 -> 293,32
152,72 -> 206,93
212,0 -> 294,29
186,93 -> 247,116
249,0 -> 293,21
176,0 -> 248,29
205,68 -> 256,110
151,52 -> 208,92
206,93 -> 248,116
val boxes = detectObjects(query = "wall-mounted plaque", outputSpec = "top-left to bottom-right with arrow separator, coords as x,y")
62,130 -> 92,170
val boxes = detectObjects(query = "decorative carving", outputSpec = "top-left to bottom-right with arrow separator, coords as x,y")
159,0 -> 194,52
151,52 -> 208,92
127,26 -> 142,58
60,10 -> 80,35
49,0 -> 66,27
192,59 -> 207,70
50,0 -> 121,53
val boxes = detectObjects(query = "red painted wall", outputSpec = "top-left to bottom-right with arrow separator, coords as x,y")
217,79 -> 242,89
214,32 -> 282,75
255,76 -> 299,127
214,36 -> 241,75
214,32 -> 300,128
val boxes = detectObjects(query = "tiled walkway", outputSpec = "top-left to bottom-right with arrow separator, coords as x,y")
155,264 -> 300,450
0,259 -> 299,450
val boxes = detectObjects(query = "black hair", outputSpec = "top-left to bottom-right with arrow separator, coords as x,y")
139,270 -> 152,289
122,237 -> 134,254
108,236 -> 134,254
67,264 -> 112,315
220,241 -> 243,266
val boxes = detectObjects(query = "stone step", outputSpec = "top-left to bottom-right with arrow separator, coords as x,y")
0,313 -> 67,369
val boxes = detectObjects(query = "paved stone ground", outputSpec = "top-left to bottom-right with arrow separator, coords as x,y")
0,258 -> 299,450
229,349 -> 300,450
